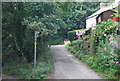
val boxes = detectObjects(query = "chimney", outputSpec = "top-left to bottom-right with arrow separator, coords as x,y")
100,3 -> 106,9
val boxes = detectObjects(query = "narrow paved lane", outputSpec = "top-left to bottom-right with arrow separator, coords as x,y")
50,45 -> 103,79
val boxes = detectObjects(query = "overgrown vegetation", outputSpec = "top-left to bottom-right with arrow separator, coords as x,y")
3,47 -> 54,79
2,2 -> 100,79
67,31 -> 76,42
65,19 -> 120,80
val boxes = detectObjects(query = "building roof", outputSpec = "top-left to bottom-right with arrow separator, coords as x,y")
87,2 -> 118,19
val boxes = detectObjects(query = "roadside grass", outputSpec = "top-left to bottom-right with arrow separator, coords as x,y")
65,42 -> 120,81
2,48 -> 54,79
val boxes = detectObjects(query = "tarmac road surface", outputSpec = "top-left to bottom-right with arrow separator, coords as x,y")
50,45 -> 103,79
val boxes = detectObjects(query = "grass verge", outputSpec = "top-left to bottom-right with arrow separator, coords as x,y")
2,48 -> 54,79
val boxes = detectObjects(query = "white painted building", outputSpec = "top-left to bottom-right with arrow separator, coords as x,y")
86,1 -> 119,30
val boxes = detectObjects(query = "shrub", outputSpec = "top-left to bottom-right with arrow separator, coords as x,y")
67,31 -> 76,42
3,47 -> 54,79
96,33 -> 120,78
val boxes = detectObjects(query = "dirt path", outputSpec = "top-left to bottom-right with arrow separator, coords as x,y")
50,45 -> 103,79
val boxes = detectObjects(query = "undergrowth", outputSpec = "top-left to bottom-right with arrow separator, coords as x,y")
2,48 -> 54,79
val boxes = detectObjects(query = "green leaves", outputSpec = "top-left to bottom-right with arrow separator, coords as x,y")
67,31 -> 76,42
95,19 -> 117,36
